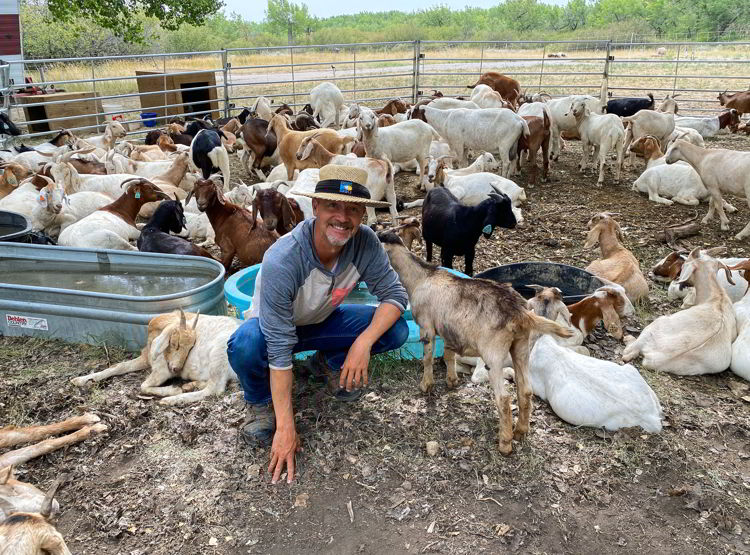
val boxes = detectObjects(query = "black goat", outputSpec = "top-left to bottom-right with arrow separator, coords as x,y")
422,189 -> 516,276
0,112 -> 21,136
137,196 -> 214,258
190,129 -> 230,182
605,93 -> 655,117
215,107 -> 251,127
144,129 -> 164,145
290,112 -> 320,131
185,118 -> 214,137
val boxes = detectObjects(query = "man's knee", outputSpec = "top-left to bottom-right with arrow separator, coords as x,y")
383,317 -> 409,351
227,318 -> 267,374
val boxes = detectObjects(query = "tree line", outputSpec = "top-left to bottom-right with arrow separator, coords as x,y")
20,0 -> 750,60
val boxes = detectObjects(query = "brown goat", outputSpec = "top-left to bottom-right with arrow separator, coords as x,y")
567,286 -> 634,340
466,71 -> 521,108
517,113 -> 550,184
718,109 -> 742,132
584,213 -> 649,302
0,474 -> 70,555
251,187 -> 303,236
186,178 -> 278,270
377,114 -> 397,127
371,217 -> 422,251
650,250 -> 687,283
718,90 -> 750,116
240,118 -> 278,179
0,163 -> 33,199
375,98 -> 409,116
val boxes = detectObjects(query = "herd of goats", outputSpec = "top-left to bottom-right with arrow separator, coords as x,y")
2,70 -> 750,552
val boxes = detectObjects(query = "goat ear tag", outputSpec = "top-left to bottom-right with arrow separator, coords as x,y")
482,224 -> 493,235
134,191 -> 141,199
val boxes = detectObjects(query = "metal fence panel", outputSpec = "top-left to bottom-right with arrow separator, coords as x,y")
1,39 -> 749,143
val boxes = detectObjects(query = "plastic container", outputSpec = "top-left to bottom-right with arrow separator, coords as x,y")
140,112 -> 158,127
0,210 -> 32,243
224,264 -> 469,360
475,262 -> 606,304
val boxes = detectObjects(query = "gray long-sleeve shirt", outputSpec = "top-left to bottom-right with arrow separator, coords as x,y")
248,218 -> 408,370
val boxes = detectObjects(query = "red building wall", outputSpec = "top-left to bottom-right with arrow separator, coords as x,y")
0,14 -> 21,56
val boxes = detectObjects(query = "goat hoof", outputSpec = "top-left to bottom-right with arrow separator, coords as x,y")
513,428 -> 528,441
419,380 -> 434,394
70,376 -> 92,387
446,375 -> 460,389
498,441 -> 513,456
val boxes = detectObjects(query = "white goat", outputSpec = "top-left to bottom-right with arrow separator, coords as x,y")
667,256 -> 747,308
358,107 -> 438,190
427,97 -> 481,111
523,286 -> 662,432
546,95 -> 603,160
667,126 -> 705,147
674,109 -> 740,138
393,140 -> 455,173
566,98 -> 625,185
665,139 -> 750,239
469,84 -> 511,109
71,310 -> 241,405
729,260 -> 750,381
310,82 -> 344,128
31,181 -> 112,239
622,109 -> 675,165
84,121 -> 127,150
295,135 -> 397,223
623,247 -> 737,375
412,105 -> 529,177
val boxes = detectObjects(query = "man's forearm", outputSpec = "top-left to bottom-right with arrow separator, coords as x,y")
359,302 -> 402,346
270,368 -> 294,430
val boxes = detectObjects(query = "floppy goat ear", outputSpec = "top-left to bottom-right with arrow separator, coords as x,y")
600,297 -> 624,340
583,224 -> 601,249
251,196 -> 259,230
280,195 -> 297,232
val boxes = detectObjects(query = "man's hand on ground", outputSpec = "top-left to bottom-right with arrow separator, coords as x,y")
340,337 -> 372,391
269,426 -> 301,484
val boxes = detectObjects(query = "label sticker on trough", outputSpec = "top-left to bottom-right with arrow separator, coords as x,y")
6,314 -> 49,331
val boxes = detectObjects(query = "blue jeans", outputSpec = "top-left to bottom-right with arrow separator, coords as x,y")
227,304 -> 409,404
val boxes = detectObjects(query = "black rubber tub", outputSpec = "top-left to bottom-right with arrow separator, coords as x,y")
475,262 -> 606,304
0,210 -> 32,243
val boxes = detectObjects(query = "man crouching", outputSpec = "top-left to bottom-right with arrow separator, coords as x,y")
227,165 -> 409,484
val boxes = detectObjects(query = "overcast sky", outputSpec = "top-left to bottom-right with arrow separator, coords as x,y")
223,0 -> 567,23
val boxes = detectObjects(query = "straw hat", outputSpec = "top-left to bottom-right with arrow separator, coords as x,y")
295,164 -> 391,208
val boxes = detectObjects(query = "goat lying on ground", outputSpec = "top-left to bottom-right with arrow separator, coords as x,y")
379,231 -> 572,455
0,413 -> 106,470
71,310 -> 241,405
728,259 -> 750,381
673,109 -> 741,138
58,178 -> 170,250
623,247 -> 737,374
186,177 -> 278,270
584,213 -> 649,302
422,187 -> 516,276
137,197 -> 214,258
0,473 -> 70,555
568,284 -> 635,341
525,286 -> 663,433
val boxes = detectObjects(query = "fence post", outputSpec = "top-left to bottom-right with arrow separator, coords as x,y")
290,47 -> 296,104
538,43 -> 546,92
412,40 -> 421,103
479,44 -> 484,76
91,60 -> 101,130
221,49 -> 230,118
353,48 -> 357,101
672,44 -> 681,95
601,41 -> 612,103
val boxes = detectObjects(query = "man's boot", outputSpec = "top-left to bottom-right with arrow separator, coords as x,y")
241,401 -> 275,446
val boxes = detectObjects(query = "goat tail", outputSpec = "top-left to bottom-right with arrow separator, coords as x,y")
527,312 -> 574,339
385,159 -> 393,184
520,118 -> 530,139
647,92 -> 654,104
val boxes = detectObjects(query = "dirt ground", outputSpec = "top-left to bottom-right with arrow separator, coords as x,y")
3,132 -> 750,554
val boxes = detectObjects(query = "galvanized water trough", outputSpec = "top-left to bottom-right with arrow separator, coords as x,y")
0,243 -> 226,350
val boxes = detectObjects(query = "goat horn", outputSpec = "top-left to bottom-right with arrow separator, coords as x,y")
192,310 -> 200,330
40,475 -> 66,518
40,175 -> 55,185
179,308 -> 186,328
